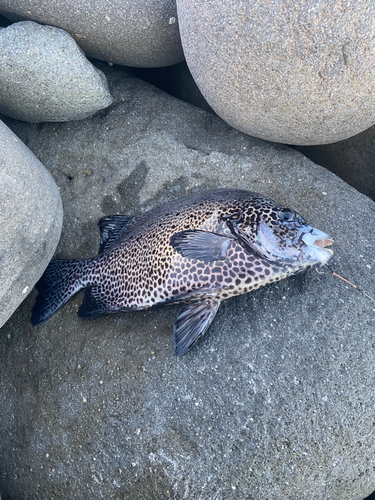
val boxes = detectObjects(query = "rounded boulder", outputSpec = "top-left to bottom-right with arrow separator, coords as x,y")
0,68 -> 375,499
0,119 -> 63,327
177,0 -> 375,145
0,21 -> 113,123
0,0 -> 184,68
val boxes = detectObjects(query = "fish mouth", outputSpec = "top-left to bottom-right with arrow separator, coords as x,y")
302,229 -> 334,265
314,237 -> 334,255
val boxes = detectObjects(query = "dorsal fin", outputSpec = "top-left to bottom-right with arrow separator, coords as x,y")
98,215 -> 134,253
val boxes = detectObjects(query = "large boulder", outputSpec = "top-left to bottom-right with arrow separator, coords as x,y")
0,21 -> 113,123
0,119 -> 63,327
294,125 -> 375,202
177,0 -> 375,145
0,68 -> 374,499
0,0 -> 184,68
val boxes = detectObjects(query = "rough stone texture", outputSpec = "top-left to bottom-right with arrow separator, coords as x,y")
0,21 -> 113,123
0,119 -> 63,328
0,0 -> 184,68
293,125 -> 375,202
177,0 -> 375,145
0,68 -> 375,500
130,62 -> 374,203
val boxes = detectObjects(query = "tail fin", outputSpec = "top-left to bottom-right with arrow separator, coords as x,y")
31,259 -> 86,325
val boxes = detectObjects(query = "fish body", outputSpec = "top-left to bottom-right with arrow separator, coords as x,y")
31,189 -> 333,355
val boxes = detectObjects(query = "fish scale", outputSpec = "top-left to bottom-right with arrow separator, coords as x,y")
31,189 -> 333,355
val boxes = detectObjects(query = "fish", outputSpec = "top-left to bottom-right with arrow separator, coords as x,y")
31,188 -> 333,355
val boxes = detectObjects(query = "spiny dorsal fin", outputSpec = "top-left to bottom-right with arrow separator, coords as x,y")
173,296 -> 221,355
170,230 -> 232,262
98,215 -> 134,253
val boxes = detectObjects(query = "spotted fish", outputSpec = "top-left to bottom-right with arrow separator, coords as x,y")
31,189 -> 333,355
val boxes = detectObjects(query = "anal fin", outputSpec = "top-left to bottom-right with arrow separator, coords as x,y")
173,297 -> 221,355
78,285 -> 110,318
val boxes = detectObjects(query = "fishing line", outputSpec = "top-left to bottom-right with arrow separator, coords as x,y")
319,264 -> 375,303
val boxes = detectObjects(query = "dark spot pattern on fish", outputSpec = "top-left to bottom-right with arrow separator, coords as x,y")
31,189 -> 333,355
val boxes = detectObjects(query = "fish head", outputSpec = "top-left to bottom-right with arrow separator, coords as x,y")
237,201 -> 333,270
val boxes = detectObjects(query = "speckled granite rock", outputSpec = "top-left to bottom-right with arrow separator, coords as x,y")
0,0 -> 184,68
0,21 -> 113,122
0,119 -> 63,328
0,68 -> 374,500
294,125 -> 375,202
177,0 -> 375,145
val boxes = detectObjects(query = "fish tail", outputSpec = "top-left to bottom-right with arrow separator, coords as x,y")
31,259 -> 87,325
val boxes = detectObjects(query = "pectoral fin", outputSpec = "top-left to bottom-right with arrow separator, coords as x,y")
170,230 -> 232,262
173,297 -> 221,355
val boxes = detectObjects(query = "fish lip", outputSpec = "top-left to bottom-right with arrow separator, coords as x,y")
302,229 -> 333,248
314,238 -> 334,249
314,238 -> 334,256
302,229 -> 334,264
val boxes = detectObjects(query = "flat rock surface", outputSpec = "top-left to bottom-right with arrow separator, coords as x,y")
0,119 -> 63,328
0,21 -> 113,122
177,0 -> 375,145
0,68 -> 374,500
0,0 -> 184,68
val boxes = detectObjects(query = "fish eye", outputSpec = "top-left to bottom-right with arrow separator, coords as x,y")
278,208 -> 295,221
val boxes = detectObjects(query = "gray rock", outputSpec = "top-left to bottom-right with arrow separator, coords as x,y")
0,21 -> 113,122
0,0 -> 184,68
177,0 -> 375,145
293,125 -> 375,202
0,119 -> 63,328
0,68 -> 375,500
